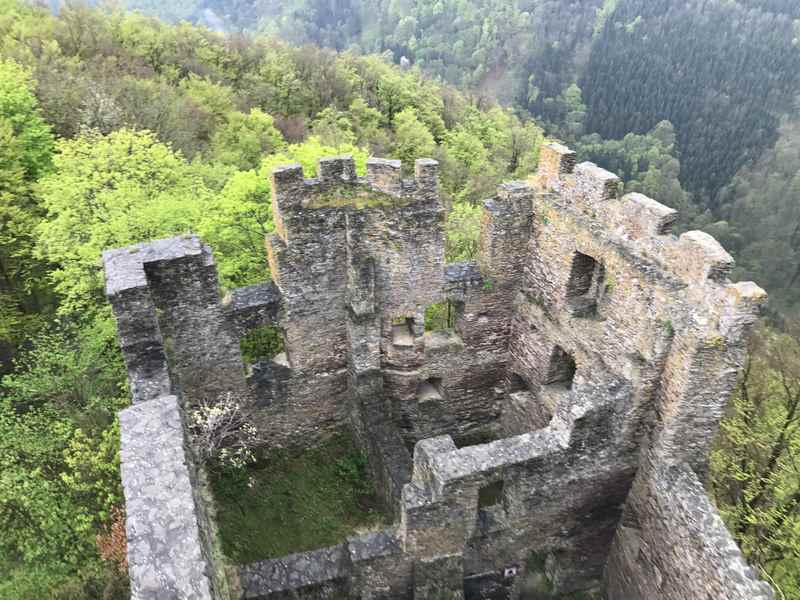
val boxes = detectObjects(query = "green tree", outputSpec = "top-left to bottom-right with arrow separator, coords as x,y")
712,324 -> 800,598
0,60 -> 54,180
210,108 -> 286,170
310,106 -> 356,147
393,107 -> 436,169
0,319 -> 127,599
0,60 -> 54,370
445,201 -> 481,263
36,128 -> 211,314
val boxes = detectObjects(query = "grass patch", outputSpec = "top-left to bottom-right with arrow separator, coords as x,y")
210,431 -> 386,564
305,184 -> 406,209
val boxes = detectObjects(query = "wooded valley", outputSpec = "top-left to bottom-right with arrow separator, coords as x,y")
1,0 -> 799,597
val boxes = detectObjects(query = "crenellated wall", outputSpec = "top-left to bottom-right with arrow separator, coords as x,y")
104,145 -> 772,600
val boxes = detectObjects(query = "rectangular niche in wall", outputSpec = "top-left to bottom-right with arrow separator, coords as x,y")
545,345 -> 576,390
415,377 -> 446,428
417,377 -> 444,403
508,372 -> 531,394
392,317 -> 415,347
478,479 -> 505,510
566,251 -> 605,317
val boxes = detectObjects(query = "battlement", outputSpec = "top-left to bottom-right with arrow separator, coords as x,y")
270,156 -> 440,243
105,146 -> 771,600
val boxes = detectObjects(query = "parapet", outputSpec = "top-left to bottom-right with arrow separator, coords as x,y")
606,460 -> 775,600
536,147 -> 759,301
119,395 -> 220,600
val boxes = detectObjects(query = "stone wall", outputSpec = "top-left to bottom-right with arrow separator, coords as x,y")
119,395 -> 224,600
105,145 -> 772,599
604,459 -> 774,599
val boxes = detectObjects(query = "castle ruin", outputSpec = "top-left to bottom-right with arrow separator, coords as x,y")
104,144 -> 773,599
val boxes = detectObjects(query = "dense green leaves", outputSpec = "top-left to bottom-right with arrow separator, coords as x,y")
36,129 -> 210,314
0,320 -> 127,598
0,60 -> 54,370
712,326 -> 800,596
582,0 -> 800,199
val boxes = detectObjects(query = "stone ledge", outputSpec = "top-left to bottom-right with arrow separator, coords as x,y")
120,395 -> 215,600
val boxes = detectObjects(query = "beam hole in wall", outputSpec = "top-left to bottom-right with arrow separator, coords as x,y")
391,317 -> 415,347
508,372 -> 530,394
239,325 -> 287,369
565,251 -> 605,317
545,346 -> 576,390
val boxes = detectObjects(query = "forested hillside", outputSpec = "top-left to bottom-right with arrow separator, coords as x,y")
3,0 -> 800,597
0,2 -> 544,597
150,0 -> 800,314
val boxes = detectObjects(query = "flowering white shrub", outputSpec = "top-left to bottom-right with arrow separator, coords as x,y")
189,392 -> 261,472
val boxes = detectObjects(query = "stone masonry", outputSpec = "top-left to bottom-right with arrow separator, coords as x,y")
105,145 -> 772,599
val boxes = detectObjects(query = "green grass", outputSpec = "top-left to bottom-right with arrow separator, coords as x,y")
306,184 -> 405,209
210,432 -> 386,564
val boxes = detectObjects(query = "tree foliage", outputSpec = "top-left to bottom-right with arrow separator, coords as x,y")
36,128 -> 209,314
712,325 -> 800,597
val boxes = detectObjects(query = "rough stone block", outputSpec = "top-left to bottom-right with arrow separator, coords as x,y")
238,544 -> 350,599
538,142 -> 576,191
668,230 -> 735,284
619,192 -> 678,237
573,161 -> 621,203
414,158 -> 439,202
413,554 -> 465,600
367,157 -> 403,196
318,155 -> 356,183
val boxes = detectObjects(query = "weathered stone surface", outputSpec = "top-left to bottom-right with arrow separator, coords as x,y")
119,396 -> 217,600
106,147 -> 770,600
605,459 -> 775,600
239,544 -> 350,599
104,235 -> 247,405
225,281 -> 282,336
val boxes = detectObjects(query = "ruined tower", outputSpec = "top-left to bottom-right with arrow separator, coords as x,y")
104,145 -> 773,599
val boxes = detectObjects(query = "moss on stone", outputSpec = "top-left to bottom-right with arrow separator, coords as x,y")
304,184 -> 406,210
